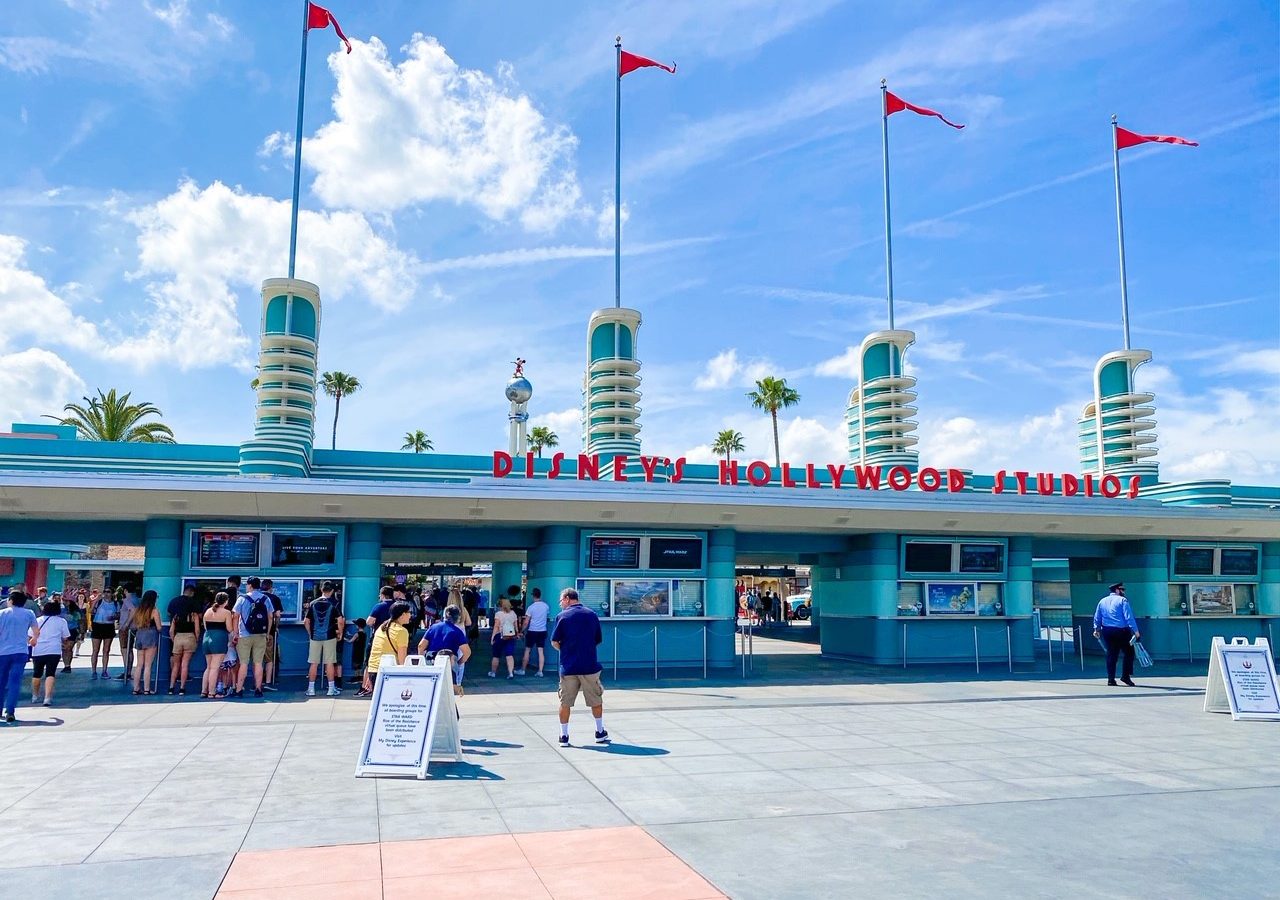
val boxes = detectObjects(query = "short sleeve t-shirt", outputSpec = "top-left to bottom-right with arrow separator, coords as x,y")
551,604 -> 603,676
0,605 -> 38,655
167,595 -> 198,631
233,591 -> 268,638
424,622 -> 466,656
32,615 -> 71,656
367,622 -> 408,672
305,598 -> 340,641
525,600 -> 549,633
368,600 -> 393,630
494,609 -> 518,638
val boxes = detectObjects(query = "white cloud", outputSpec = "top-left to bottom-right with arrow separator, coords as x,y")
305,35 -> 582,231
258,131 -> 291,160
529,407 -> 582,452
122,180 -> 421,369
694,349 -> 776,390
0,234 -> 102,354
682,413 -> 845,464
0,348 -> 86,429
1213,348 -> 1280,378
596,197 -> 630,242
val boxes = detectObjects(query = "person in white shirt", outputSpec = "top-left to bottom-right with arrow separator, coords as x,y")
487,597 -> 519,680
518,589 -> 550,677
30,600 -> 71,707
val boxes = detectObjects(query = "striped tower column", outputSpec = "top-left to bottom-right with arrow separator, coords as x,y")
582,308 -> 642,457
239,278 -> 322,477
1077,349 -> 1159,484
845,330 -> 920,471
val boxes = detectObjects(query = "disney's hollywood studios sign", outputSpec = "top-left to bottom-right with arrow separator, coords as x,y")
491,452 -> 1143,499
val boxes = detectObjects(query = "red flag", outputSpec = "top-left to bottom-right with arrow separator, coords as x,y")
1116,126 -> 1198,150
619,50 -> 676,77
307,2 -> 351,54
885,90 -> 964,129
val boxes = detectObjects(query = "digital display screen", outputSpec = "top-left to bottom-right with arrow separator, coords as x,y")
589,537 -> 641,569
959,544 -> 1003,574
271,532 -> 337,567
904,542 -> 952,573
1174,547 -> 1215,576
1220,548 -> 1259,577
195,531 -> 260,568
648,537 -> 703,570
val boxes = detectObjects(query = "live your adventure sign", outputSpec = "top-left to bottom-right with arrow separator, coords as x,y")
491,452 -> 1144,500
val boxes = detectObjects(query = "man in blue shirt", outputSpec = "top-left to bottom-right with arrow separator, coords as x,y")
550,587 -> 608,746
1093,582 -> 1140,687
0,590 -> 39,724
419,605 -> 471,696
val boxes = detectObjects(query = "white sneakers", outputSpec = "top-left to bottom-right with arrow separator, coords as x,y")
326,685 -> 341,697
305,685 -> 316,696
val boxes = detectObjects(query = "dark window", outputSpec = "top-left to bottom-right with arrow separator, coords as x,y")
904,542 -> 952,573
648,537 -> 703,570
959,544 -> 1003,574
1173,547 -> 1215,576
1219,548 -> 1259,577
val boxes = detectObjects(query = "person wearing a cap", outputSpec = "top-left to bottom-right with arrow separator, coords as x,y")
1093,582 -> 1139,687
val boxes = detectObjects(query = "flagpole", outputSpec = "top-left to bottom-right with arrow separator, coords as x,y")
881,79 -> 895,331
614,36 -> 623,312
1111,114 -> 1131,351
288,0 -> 310,280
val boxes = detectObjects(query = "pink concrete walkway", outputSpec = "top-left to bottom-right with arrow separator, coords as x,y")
216,826 -> 726,899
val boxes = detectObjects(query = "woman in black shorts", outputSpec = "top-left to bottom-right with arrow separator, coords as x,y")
30,600 -> 71,707
89,589 -> 119,679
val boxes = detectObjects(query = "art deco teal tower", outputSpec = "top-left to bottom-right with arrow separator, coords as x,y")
582,307 -> 642,457
1077,349 -> 1159,482
844,330 -> 920,471
238,278 -> 322,477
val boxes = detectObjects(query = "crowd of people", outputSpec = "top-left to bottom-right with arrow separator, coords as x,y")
0,576 -> 600,737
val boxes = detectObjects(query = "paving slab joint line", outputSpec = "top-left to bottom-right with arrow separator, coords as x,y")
212,722 -> 297,896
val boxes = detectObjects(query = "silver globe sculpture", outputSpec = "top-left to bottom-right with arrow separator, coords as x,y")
505,376 -> 533,404
506,371 -> 532,456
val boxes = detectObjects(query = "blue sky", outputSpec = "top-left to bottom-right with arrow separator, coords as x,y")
2,0 -> 1277,483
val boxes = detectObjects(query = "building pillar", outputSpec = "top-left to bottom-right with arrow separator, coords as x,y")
704,530 -> 737,669
1006,537 -> 1034,617
1260,542 -> 1280,616
143,520 -> 183,607
817,534 -> 896,661
490,561 -> 524,606
527,526 -> 579,606
345,523 -> 382,618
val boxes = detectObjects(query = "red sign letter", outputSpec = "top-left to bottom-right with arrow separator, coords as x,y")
1062,473 -> 1079,496
918,467 -> 942,492
1127,475 -> 1141,499
578,454 -> 599,481
549,452 -> 565,479
746,461 -> 772,486
887,466 -> 913,491
805,463 -> 820,488
1014,471 -> 1030,495
639,455 -> 661,482
854,465 -> 881,490
992,469 -> 1006,494
827,464 -> 846,490
780,463 -> 799,488
614,455 -> 630,481
1101,474 -> 1121,498
1036,473 -> 1054,495
947,469 -> 967,493
493,451 -> 513,478
719,460 -> 739,485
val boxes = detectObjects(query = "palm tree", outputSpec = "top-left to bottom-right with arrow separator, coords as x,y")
711,429 -> 745,462
528,426 -> 559,458
48,388 -> 176,443
401,430 -> 433,453
320,371 -> 361,450
747,376 -> 800,469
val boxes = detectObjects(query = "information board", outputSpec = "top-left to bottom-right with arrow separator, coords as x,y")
195,531 -> 260,568
589,536 -> 641,569
355,655 -> 462,779
1204,637 -> 1280,721
575,579 -> 612,616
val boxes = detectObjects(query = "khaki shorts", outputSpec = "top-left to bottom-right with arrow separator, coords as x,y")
308,638 -> 338,665
237,634 -> 267,666
264,634 -> 279,664
171,633 -> 198,654
558,672 -> 604,708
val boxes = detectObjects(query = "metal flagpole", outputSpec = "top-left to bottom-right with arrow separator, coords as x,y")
1111,115 -> 1131,351
288,0 -> 311,279
614,36 -> 623,312
881,79 -> 895,331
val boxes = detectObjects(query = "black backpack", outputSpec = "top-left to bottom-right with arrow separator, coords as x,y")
245,595 -> 271,635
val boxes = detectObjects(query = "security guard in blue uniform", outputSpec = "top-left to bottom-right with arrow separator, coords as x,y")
1093,582 -> 1139,686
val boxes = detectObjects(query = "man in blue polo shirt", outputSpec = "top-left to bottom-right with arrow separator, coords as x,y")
1093,582 -> 1140,687
550,587 -> 607,747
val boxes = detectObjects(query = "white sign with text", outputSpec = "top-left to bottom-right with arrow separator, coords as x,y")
355,655 -> 462,779
1204,636 -> 1280,722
